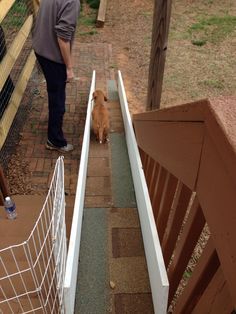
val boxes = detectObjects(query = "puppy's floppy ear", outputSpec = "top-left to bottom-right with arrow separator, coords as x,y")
93,91 -> 97,99
104,94 -> 108,101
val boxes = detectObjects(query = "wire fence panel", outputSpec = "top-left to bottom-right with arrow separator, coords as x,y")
0,157 -> 67,314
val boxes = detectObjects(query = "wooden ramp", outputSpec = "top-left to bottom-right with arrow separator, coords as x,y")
74,78 -> 155,313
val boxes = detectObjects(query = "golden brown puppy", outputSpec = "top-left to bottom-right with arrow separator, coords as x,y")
92,90 -> 110,144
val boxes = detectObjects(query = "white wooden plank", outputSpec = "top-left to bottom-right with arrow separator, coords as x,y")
117,70 -> 169,314
64,71 -> 96,314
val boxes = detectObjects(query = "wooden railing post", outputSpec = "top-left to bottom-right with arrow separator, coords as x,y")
146,0 -> 172,110
0,165 -> 10,205
26,0 -> 40,23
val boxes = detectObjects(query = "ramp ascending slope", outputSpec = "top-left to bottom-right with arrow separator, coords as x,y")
74,76 -> 155,313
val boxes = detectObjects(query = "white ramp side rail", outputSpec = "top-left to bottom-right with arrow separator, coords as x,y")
64,71 -> 96,314
117,70 -> 169,314
0,156 -> 67,313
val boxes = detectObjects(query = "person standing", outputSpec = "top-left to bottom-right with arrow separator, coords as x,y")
32,0 -> 80,152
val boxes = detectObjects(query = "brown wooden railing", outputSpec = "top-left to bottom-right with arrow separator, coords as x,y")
133,96 -> 236,313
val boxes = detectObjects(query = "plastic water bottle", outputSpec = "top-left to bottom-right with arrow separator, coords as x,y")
4,196 -> 17,219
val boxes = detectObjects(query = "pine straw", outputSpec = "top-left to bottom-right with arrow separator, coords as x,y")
168,224 -> 211,313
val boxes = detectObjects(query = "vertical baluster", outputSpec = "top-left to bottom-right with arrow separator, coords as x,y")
162,183 -> 192,267
149,161 -> 160,202
139,148 -> 145,164
167,198 -> 205,303
142,152 -> 149,176
173,239 -> 219,313
153,167 -> 168,222
145,157 -> 155,189
157,172 -> 178,244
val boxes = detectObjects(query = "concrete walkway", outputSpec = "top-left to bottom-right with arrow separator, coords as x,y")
3,41 -> 154,313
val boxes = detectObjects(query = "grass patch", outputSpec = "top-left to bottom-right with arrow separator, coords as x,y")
199,79 -> 225,89
140,11 -> 152,18
86,0 -> 100,10
191,39 -> 207,46
189,14 -> 236,45
183,270 -> 192,280
2,0 -> 27,29
79,16 -> 96,26
79,30 -> 98,36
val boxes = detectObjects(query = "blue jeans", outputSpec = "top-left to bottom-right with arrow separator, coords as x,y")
35,53 -> 67,147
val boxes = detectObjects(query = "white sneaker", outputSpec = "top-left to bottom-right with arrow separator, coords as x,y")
46,140 -> 74,152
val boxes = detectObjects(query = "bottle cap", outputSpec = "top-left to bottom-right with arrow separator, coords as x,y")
5,196 -> 10,201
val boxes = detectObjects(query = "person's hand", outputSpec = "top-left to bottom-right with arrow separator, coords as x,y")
66,67 -> 74,83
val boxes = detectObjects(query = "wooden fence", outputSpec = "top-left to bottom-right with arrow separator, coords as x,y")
133,96 -> 236,313
0,0 -> 39,149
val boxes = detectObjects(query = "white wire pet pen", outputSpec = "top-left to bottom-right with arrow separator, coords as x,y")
0,156 -> 67,314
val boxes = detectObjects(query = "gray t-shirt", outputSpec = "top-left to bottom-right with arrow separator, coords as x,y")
32,0 -> 80,64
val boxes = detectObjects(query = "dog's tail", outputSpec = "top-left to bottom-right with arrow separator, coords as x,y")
98,125 -> 104,144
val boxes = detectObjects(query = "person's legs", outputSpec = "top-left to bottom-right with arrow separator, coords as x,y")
35,53 -> 68,147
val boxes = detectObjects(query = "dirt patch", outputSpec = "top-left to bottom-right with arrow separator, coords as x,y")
78,0 -> 236,113
78,0 -> 154,113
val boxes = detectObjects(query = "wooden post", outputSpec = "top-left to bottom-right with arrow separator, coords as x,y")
0,165 -> 10,205
26,0 -> 40,22
146,0 -> 172,111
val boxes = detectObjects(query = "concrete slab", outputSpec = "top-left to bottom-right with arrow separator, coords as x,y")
110,115 -> 123,122
85,196 -> 112,208
107,101 -> 121,110
110,121 -> 124,132
85,176 -> 112,196
110,257 -> 151,294
112,228 -> 145,258
114,293 -> 154,314
107,80 -> 119,101
110,125 -> 124,134
87,157 -> 110,177
109,208 -> 140,228
108,100 -> 124,133
89,141 -> 110,158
